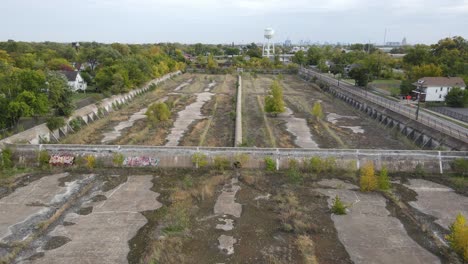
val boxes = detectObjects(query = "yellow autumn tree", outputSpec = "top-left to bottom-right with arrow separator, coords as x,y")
446,213 -> 468,261
360,162 -> 377,192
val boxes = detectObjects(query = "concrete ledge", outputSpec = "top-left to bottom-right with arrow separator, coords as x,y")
9,144 -> 467,174
234,75 -> 242,146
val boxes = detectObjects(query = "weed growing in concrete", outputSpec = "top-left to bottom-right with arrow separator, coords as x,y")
378,166 -> 391,191
234,153 -> 250,168
446,213 -> 468,261
191,153 -> 208,168
451,158 -> 468,176
146,102 -> 171,127
264,157 -> 276,172
69,118 -> 83,132
85,155 -> 96,169
324,157 -> 337,172
1,148 -> 13,169
414,163 -> 426,177
112,153 -> 124,167
275,191 -> 313,234
331,195 -> 348,215
214,156 -> 230,171
37,150 -> 50,169
360,162 -> 377,192
183,175 -> 193,189
287,165 -> 303,185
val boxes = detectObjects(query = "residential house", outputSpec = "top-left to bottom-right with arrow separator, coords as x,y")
412,77 -> 466,102
59,71 -> 87,92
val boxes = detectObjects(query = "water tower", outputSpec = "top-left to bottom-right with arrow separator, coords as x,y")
263,28 -> 275,57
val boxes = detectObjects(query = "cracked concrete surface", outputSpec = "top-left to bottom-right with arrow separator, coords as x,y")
28,175 -> 162,264
316,179 -> 440,264
404,179 -> 468,229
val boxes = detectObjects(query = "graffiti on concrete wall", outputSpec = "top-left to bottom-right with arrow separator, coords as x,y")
123,156 -> 159,167
49,154 -> 74,166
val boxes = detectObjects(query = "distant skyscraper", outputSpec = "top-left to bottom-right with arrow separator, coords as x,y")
402,37 -> 407,46
284,39 -> 292,47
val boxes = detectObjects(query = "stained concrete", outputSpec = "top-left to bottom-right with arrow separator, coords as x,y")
0,173 -> 75,241
218,234 -> 236,255
216,218 -> 234,231
317,179 -> 440,264
28,175 -> 162,264
279,107 -> 318,149
341,126 -> 365,134
165,92 -> 214,146
326,113 -> 359,125
174,78 -> 193,91
214,178 -> 242,218
404,179 -> 468,229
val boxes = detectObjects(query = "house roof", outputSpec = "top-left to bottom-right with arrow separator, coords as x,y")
58,71 -> 79,82
413,77 -> 466,87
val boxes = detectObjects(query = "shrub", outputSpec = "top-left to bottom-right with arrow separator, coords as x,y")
378,166 -> 391,190
37,150 -> 50,168
308,156 -> 323,174
414,163 -> 425,177
331,195 -> 347,215
324,157 -> 337,172
1,148 -> 13,169
452,158 -> 468,176
69,118 -> 83,132
146,102 -> 171,126
85,155 -> 96,169
287,166 -> 303,184
214,156 -> 230,171
360,162 -> 377,192
46,116 -> 65,131
191,153 -> 208,168
446,213 -> 468,261
112,153 -> 124,166
289,159 -> 299,170
264,156 -> 276,172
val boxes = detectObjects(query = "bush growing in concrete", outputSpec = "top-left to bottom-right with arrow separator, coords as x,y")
446,213 -> 468,261
324,157 -> 337,172
378,166 -> 391,191
287,164 -> 303,184
69,118 -> 83,132
85,155 -> 96,169
264,157 -> 276,172
308,156 -> 323,174
113,153 -> 124,167
331,195 -> 348,215
213,156 -> 230,171
191,153 -> 208,168
360,162 -> 377,192
414,163 -> 425,177
46,116 -> 65,131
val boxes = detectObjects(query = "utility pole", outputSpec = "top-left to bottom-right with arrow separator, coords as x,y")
415,81 -> 424,120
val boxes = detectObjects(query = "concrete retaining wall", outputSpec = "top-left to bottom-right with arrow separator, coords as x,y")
10,144 -> 467,174
0,71 -> 181,146
234,75 -> 242,146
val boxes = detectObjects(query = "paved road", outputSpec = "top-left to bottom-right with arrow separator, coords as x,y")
299,68 -> 468,144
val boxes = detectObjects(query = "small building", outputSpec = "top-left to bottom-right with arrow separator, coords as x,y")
412,77 -> 466,102
59,71 -> 87,92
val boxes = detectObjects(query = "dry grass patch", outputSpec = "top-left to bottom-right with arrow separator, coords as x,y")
296,235 -> 319,264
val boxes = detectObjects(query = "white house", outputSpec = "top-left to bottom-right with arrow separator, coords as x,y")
59,71 -> 87,92
412,77 -> 466,102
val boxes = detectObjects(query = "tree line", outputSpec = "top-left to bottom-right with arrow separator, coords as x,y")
0,41 -> 185,130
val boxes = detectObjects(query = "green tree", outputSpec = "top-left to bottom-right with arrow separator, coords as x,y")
445,87 -> 468,107
264,80 -> 285,116
206,55 -> 219,72
46,72 -> 74,116
292,50 -> 307,65
306,46 -> 323,65
349,66 -> 370,87
409,63 -> 443,80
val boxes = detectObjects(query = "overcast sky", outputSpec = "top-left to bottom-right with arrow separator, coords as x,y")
1,0 -> 467,45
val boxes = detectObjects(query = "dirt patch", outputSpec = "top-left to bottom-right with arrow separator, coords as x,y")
42,236 -> 71,250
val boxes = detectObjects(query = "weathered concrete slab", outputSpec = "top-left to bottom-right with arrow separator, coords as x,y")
404,179 -> 468,229
216,218 -> 234,231
279,107 -> 318,149
165,91 -> 214,146
218,235 -> 236,255
0,173 -> 71,241
316,179 -> 440,264
29,175 -> 162,264
214,178 -> 242,218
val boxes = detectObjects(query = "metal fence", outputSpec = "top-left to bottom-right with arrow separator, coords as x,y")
429,107 -> 468,123
299,68 -> 468,144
